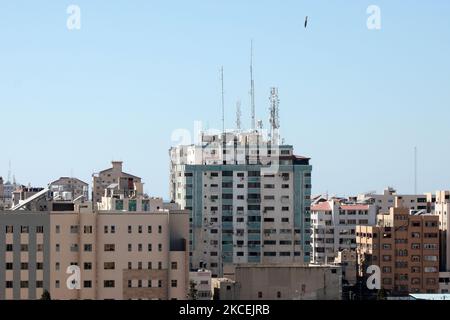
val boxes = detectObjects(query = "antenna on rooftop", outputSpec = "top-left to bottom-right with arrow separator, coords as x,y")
269,87 -> 280,144
221,66 -> 225,134
236,100 -> 242,130
414,146 -> 418,194
250,40 -> 256,130
7,160 -> 11,183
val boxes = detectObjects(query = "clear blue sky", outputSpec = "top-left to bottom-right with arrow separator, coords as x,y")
1,1 -> 450,199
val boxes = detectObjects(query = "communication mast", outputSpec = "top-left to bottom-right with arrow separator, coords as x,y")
250,40 -> 256,130
269,87 -> 280,144
236,100 -> 242,130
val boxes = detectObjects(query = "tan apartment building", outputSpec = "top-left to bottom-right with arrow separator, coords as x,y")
92,161 -> 142,205
357,197 -> 440,295
49,203 -> 189,300
434,191 -> 450,272
1,167 -> 190,300
49,177 -> 89,201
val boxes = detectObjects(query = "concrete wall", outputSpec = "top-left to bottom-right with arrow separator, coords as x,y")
235,265 -> 342,300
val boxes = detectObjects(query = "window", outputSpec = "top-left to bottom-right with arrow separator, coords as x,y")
70,225 -> 79,234
55,280 -> 60,288
128,262 -> 132,270
171,280 -> 178,288
21,244 -> 28,252
111,226 -> 116,234
128,244 -> 132,252
36,281 -> 43,288
138,262 -> 142,270
37,244 -> 43,252
138,244 -> 143,252
21,226 -> 29,233
277,292 -> 282,298
55,262 -> 60,271
6,281 -> 13,288
104,280 -> 115,288
148,244 -> 152,252
104,262 -> 115,270
148,226 -> 152,233
84,244 -> 92,252
258,292 -> 263,298
128,225 -> 132,234
171,262 -> 178,270
56,244 -> 60,252
158,226 -> 162,234
84,262 -> 92,270
20,281 -> 29,288
6,263 -> 13,270
36,226 -> 44,233
6,226 -> 13,233
158,244 -> 162,252
104,244 -> 115,252
138,226 -> 143,234
36,263 -> 43,270
6,244 -> 13,251
70,244 -> 79,252
84,225 -> 93,234
84,281 -> 92,288
158,262 -> 162,270
148,262 -> 152,270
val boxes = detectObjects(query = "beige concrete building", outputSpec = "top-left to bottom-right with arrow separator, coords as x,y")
234,264 -> 342,300
49,203 -> 189,300
212,278 -> 240,300
357,187 -> 433,214
434,191 -> 450,272
92,161 -> 142,205
49,177 -> 89,201
335,249 -> 357,286
357,198 -> 440,295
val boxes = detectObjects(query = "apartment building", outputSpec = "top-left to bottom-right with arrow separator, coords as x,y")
92,161 -> 142,205
170,130 -> 312,277
49,203 -> 189,300
357,187 -> 433,214
0,172 -> 190,300
357,198 -> 440,295
434,191 -> 450,272
310,200 -> 376,264
49,177 -> 89,201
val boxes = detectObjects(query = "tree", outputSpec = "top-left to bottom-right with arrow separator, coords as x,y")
40,289 -> 51,300
187,281 -> 198,300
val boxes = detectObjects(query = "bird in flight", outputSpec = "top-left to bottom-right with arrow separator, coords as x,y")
304,16 -> 308,28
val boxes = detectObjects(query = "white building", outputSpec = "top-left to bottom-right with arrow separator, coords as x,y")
310,200 -> 376,264
170,130 -> 312,277
189,269 -> 213,300
357,187 -> 433,214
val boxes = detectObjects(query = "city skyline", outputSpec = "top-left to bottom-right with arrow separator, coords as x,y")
1,1 -> 450,199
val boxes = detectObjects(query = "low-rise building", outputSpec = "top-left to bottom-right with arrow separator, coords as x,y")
189,269 -> 212,300
49,177 -> 89,201
234,264 -> 342,300
212,278 -> 240,300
